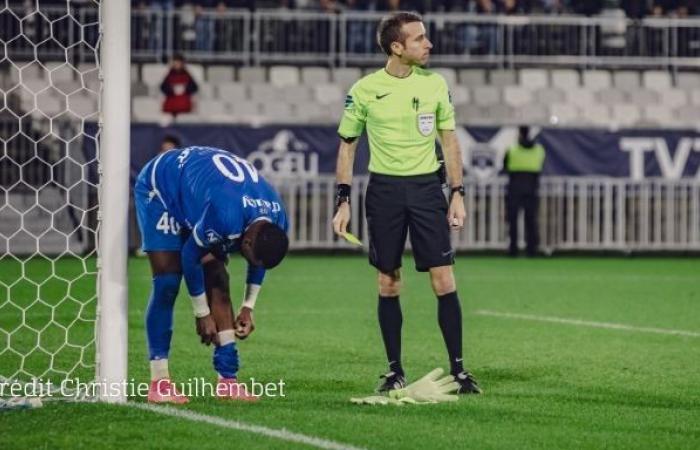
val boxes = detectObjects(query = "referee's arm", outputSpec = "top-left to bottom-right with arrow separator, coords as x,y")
332,138 -> 359,235
438,129 -> 466,230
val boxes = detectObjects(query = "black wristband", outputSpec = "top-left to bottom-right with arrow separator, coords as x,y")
450,185 -> 465,199
336,183 -> 351,207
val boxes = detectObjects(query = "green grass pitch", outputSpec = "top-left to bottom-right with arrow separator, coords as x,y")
1,255 -> 699,449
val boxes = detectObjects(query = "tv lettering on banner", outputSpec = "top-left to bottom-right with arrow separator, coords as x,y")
120,124 -> 700,182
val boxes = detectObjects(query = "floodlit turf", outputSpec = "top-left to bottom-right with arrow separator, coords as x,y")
1,255 -> 699,449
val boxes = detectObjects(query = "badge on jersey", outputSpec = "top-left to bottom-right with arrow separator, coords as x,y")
417,113 -> 435,136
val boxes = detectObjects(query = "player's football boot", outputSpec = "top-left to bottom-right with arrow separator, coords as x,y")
454,371 -> 482,394
216,377 -> 259,402
147,378 -> 189,404
375,371 -> 406,393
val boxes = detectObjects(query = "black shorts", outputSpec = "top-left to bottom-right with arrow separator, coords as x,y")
365,172 -> 454,273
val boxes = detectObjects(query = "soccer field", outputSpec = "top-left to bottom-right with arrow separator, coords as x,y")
1,255 -> 699,449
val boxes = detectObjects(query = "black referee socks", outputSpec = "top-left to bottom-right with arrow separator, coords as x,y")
378,295 -> 404,376
437,291 -> 464,376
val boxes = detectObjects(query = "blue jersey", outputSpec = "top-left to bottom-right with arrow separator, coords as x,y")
151,146 -> 288,251
135,146 -> 288,299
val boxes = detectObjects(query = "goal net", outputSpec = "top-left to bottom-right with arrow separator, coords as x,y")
0,0 -> 128,402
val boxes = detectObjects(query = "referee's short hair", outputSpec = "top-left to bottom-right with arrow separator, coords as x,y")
377,12 -> 423,57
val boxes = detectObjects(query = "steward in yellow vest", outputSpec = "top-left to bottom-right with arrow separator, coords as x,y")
504,126 -> 545,257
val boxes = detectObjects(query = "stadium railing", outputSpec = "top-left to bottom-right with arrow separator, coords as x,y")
4,6 -> 700,68
126,11 -> 700,68
269,175 -> 700,253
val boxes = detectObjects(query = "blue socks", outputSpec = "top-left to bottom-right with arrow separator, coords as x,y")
145,272 -> 181,361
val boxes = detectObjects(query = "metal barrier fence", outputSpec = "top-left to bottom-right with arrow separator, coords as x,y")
270,175 -> 700,253
5,6 -> 700,68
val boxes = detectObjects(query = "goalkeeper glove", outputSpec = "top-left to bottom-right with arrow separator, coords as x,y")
388,368 -> 460,403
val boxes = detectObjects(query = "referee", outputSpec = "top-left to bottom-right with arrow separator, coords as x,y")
332,12 -> 481,394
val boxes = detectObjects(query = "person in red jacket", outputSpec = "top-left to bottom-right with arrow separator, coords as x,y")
160,54 -> 199,118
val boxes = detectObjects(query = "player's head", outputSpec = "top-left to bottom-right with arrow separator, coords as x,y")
171,53 -> 185,70
377,12 -> 432,65
240,220 -> 289,269
160,135 -> 181,153
518,125 -> 534,147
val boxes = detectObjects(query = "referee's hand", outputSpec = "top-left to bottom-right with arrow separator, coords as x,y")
332,203 -> 351,235
447,196 -> 466,230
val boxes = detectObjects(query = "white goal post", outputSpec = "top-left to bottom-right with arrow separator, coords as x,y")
97,0 -> 130,403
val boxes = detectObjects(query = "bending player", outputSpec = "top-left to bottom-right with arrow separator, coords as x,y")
134,146 -> 289,404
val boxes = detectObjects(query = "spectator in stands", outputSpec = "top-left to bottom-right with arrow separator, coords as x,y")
160,54 -> 199,120
504,126 -> 545,257
195,1 -> 217,51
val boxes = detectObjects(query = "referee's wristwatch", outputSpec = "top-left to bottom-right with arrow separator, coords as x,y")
335,183 -> 351,208
450,185 -> 465,200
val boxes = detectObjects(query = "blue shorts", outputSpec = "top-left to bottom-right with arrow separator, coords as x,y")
134,160 -> 185,252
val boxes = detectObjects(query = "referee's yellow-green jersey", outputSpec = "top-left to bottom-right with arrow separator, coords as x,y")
337,67 -> 456,176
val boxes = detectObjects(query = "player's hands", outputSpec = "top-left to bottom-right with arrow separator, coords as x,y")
235,307 -> 255,340
332,202 -> 351,235
447,194 -> 466,230
195,314 -> 218,346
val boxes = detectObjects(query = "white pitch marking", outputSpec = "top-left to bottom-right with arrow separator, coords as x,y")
128,403 -> 367,450
474,310 -> 700,338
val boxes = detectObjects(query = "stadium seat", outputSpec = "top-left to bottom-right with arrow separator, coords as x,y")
549,103 -> 580,125
612,71 -> 641,91
248,83 -> 283,103
283,85 -> 312,104
674,105 -> 700,127
458,69 -> 487,86
67,92 -> 98,118
642,105 -> 674,127
489,70 -> 517,87
503,86 -> 533,108
237,67 -> 267,84
516,104 -> 548,124
519,69 -> 548,89
675,72 -> 700,89
550,70 -> 580,90
207,66 -> 234,83
197,84 -> 215,99
535,87 -> 566,105
611,104 -> 641,127
472,86 -> 500,106
35,90 -> 64,117
642,70 -> 672,90
629,89 -> 659,107
187,64 -> 205,84
230,100 -> 261,119
333,68 -> 362,90
260,101 -> 293,122
662,88 -> 688,108
595,88 -> 627,106
217,83 -> 247,102
488,104 -> 516,123
582,70 -> 612,90
132,96 -> 163,122
432,67 -> 457,87
301,67 -> 331,85
173,112 -> 206,124
690,89 -> 700,106
131,82 -> 149,97
449,85 -> 470,106
269,65 -> 300,87
142,63 -> 167,87
455,104 -> 485,123
313,83 -> 344,105
197,99 -> 228,119
581,104 -> 611,126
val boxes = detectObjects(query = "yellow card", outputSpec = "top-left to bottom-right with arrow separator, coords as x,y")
341,232 -> 362,246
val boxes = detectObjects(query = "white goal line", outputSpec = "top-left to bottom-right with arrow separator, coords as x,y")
473,310 -> 700,338
128,402 -> 367,450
